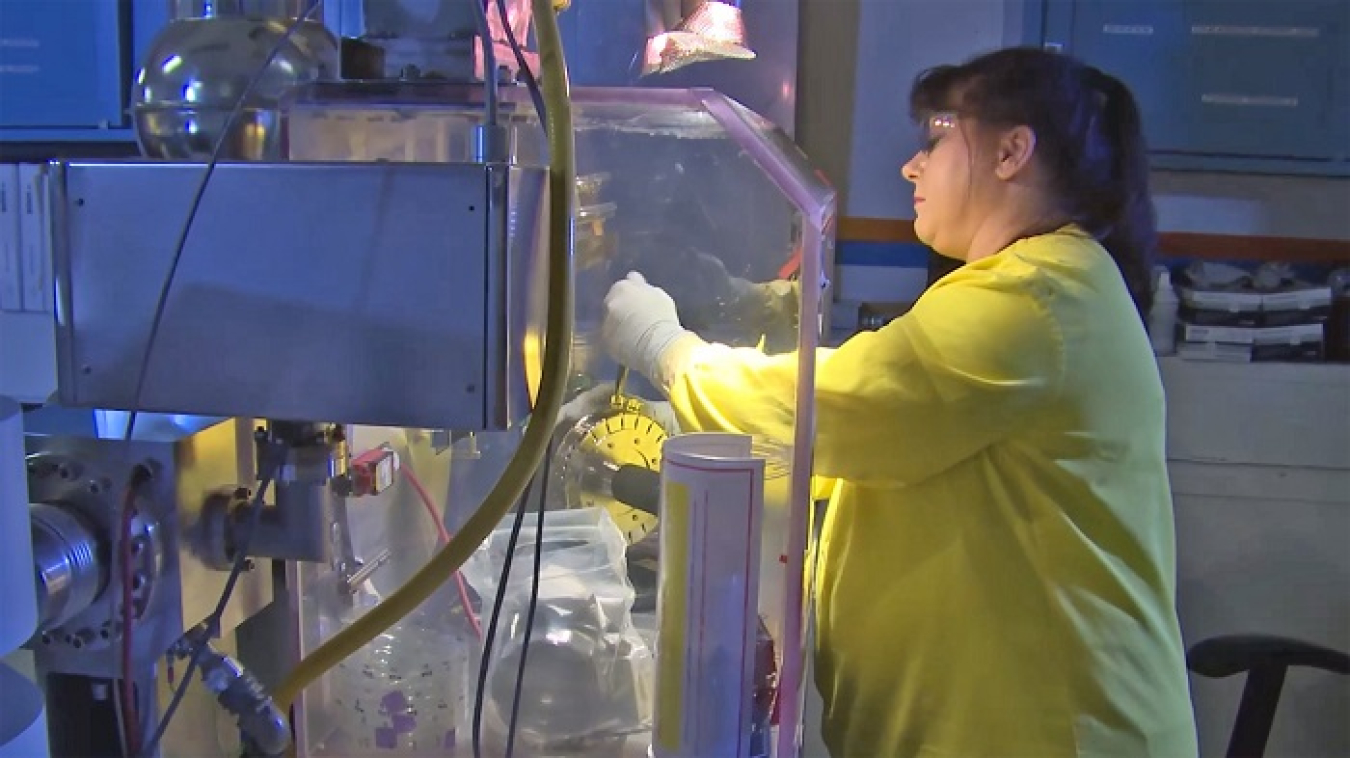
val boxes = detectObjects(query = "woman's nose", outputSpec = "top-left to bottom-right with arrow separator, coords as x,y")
901,153 -> 922,183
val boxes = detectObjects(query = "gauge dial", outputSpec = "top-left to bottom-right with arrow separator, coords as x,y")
555,397 -> 668,544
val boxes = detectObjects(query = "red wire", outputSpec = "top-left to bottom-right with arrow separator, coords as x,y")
400,466 -> 483,639
402,467 -> 452,544
118,485 -> 141,756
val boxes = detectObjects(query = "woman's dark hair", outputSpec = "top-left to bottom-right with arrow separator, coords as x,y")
911,47 -> 1157,317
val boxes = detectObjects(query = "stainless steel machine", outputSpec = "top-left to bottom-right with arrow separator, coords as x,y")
0,1 -> 834,756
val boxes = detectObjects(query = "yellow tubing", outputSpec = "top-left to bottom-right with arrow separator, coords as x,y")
273,0 -> 575,715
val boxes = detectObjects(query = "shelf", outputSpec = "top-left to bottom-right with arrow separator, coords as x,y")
837,217 -> 1350,265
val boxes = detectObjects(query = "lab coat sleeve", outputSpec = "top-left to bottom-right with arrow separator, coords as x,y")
666,269 -> 1064,487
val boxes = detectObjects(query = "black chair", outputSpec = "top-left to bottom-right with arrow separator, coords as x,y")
1187,634 -> 1350,758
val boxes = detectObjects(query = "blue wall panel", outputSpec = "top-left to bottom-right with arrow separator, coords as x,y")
0,0 -> 169,141
0,0 -> 126,128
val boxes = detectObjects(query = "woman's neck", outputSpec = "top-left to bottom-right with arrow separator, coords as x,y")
965,192 -> 1070,263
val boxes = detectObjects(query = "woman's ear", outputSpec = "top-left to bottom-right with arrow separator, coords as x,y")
994,125 -> 1037,180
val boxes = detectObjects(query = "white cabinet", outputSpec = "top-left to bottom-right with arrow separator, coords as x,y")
1161,358 -> 1350,757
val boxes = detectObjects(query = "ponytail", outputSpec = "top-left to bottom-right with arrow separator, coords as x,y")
1086,68 -> 1157,318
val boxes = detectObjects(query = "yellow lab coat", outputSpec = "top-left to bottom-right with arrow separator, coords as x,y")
664,227 -> 1198,757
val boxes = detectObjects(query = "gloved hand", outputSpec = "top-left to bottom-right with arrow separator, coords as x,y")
556,383 -> 614,429
601,272 -> 692,387
688,251 -> 754,300
555,382 -> 681,435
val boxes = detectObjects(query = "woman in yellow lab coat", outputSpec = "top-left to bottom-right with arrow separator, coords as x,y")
600,47 -> 1198,756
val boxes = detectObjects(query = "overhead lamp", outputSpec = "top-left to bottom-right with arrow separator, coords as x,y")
641,0 -> 755,77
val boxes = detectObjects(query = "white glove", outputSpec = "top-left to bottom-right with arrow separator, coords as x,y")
601,272 -> 692,386
555,382 -> 681,434
556,383 -> 616,428
643,399 -> 681,435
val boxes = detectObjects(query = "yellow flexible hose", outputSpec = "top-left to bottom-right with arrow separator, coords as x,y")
273,0 -> 575,715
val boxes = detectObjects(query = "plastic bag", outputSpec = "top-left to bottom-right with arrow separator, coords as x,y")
462,507 -> 655,751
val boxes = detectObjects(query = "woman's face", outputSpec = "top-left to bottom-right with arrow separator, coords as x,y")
902,112 -> 997,261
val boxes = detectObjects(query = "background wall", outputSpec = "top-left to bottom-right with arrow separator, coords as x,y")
795,0 -> 1350,319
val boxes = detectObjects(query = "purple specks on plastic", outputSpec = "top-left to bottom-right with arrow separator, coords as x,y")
443,729 -> 457,749
374,727 -> 397,750
391,712 -> 417,733
381,690 -> 409,713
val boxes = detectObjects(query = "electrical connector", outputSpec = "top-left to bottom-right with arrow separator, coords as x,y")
350,445 -> 400,497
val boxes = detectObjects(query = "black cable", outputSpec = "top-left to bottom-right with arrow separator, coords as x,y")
121,0 -> 324,443
138,441 -> 287,758
469,3 -> 555,746
495,0 -> 549,132
505,444 -> 551,757
492,8 -> 564,737
472,469 -> 537,758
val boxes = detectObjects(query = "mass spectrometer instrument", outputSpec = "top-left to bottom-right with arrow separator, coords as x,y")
0,0 -> 834,756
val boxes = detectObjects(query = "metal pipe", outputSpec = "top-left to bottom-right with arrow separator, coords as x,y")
172,633 -> 290,757
233,483 -> 332,563
229,424 -> 345,564
31,503 -> 107,632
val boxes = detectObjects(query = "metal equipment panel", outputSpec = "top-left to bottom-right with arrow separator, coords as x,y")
22,417 -> 272,678
50,161 -> 545,430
